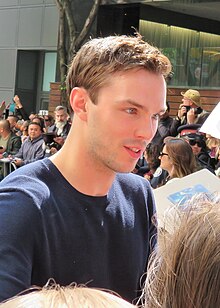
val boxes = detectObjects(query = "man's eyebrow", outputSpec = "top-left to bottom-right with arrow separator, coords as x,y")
118,99 -> 166,114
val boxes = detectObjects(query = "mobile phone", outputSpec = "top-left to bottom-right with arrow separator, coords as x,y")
182,105 -> 191,112
9,100 -> 16,113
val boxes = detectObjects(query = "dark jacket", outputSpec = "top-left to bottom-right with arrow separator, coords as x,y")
6,133 -> 21,155
48,122 -> 71,138
151,116 -> 174,145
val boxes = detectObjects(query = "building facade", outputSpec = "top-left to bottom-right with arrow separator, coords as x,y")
98,1 -> 220,90
0,0 -> 59,115
0,0 -> 219,114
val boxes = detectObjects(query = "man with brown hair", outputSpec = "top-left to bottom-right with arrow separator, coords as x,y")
0,35 -> 171,302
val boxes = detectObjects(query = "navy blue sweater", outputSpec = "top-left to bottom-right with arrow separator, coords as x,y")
0,158 -> 156,302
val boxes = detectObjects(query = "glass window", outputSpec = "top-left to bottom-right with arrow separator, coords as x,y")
139,20 -> 220,89
42,52 -> 57,92
201,47 -> 220,88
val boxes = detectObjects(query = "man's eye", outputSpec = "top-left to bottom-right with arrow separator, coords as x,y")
126,108 -> 137,114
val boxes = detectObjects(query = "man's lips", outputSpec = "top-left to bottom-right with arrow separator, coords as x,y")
124,146 -> 144,159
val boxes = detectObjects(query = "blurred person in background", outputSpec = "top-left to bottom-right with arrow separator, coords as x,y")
171,89 -> 210,136
159,137 -> 198,184
12,122 -> 44,167
48,105 -> 71,148
0,119 -> 21,157
44,114 -> 55,133
151,102 -> 174,146
182,133 -> 215,172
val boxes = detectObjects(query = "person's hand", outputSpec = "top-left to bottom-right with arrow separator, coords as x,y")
187,108 -> 196,124
50,147 -> 58,155
13,158 -> 23,166
13,95 -> 23,109
177,104 -> 187,118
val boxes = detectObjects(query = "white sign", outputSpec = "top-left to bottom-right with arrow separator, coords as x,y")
200,102 -> 220,138
153,169 -> 220,230
38,110 -> 48,116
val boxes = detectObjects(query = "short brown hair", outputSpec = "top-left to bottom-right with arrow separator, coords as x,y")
66,34 -> 172,102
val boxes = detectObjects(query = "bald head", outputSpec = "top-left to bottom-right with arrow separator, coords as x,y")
0,119 -> 11,139
0,119 -> 11,132
7,115 -> 18,129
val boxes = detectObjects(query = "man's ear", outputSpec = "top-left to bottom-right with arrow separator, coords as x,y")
69,88 -> 88,121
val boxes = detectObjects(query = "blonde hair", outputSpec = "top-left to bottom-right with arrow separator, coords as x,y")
0,281 -> 135,308
206,135 -> 220,150
66,34 -> 172,102
142,193 -> 220,308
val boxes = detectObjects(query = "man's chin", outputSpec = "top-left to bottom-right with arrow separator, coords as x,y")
116,165 -> 137,174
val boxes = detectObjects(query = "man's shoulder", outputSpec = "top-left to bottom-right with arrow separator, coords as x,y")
9,133 -> 21,141
113,173 -> 155,214
0,159 -> 60,208
1,159 -> 56,188
115,172 -> 151,191
32,135 -> 44,144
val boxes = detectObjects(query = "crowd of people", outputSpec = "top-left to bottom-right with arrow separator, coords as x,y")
0,34 -> 219,308
0,99 -> 72,179
135,90 -> 220,187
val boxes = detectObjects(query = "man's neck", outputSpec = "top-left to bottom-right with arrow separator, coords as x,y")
50,146 -> 116,197
2,132 -> 11,140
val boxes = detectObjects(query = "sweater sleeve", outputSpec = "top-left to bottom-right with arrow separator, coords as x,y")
0,190 -> 38,301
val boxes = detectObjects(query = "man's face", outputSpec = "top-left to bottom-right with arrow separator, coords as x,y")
84,69 -> 167,173
28,124 -> 42,140
182,96 -> 192,107
7,116 -> 17,128
55,110 -> 67,123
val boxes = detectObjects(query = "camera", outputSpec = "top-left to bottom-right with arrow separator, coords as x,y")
43,133 -> 61,151
182,106 -> 202,116
183,105 -> 191,112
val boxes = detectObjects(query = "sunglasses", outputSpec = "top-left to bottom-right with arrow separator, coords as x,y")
160,152 -> 169,157
189,139 -> 202,147
44,119 -> 50,122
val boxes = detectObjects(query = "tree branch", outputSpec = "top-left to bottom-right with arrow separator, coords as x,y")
55,0 -> 68,81
63,0 -> 77,46
72,0 -> 102,56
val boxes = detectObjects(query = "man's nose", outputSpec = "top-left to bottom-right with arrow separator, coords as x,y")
134,116 -> 157,141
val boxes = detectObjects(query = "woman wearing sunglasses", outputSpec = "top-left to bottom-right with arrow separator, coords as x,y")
159,137 -> 198,184
183,133 -> 215,172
